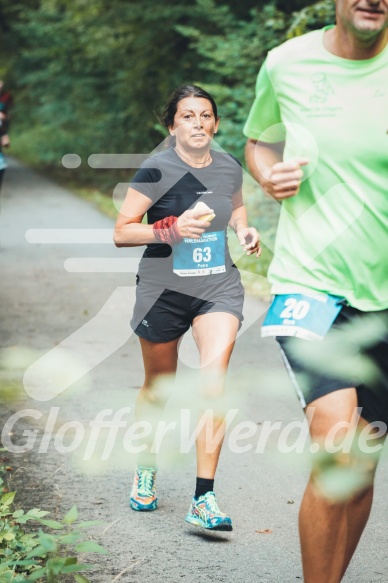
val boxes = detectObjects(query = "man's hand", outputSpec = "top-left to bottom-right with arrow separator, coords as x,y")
265,158 -> 309,200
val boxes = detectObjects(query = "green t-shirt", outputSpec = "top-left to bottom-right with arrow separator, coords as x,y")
244,27 -> 388,311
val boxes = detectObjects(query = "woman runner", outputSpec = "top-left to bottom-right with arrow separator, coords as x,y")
114,85 -> 261,530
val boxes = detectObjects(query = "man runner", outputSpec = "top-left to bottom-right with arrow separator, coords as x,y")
244,1 -> 388,581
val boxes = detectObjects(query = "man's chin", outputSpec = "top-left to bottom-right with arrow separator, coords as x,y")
353,15 -> 388,34
349,22 -> 387,41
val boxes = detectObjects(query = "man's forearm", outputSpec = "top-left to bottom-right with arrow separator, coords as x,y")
245,139 -> 284,190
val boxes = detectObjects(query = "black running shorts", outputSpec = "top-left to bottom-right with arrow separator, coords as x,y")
276,306 -> 388,427
131,275 -> 244,343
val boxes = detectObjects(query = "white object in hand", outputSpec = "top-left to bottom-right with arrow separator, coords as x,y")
194,201 -> 216,222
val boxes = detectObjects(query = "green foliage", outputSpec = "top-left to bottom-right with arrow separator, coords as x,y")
0,478 -> 105,582
287,0 -> 336,38
308,438 -> 382,502
4,0 -> 335,177
176,1 -> 288,159
7,0 -> 205,167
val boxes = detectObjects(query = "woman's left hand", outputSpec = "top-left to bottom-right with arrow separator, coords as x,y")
236,226 -> 261,257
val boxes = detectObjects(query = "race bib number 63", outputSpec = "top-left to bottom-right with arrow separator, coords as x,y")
173,230 -> 226,277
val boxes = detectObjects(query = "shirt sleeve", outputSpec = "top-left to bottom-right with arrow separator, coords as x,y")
130,163 -> 162,202
243,58 -> 285,143
228,154 -> 243,193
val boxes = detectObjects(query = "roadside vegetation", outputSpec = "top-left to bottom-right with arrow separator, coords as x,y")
0,452 -> 106,582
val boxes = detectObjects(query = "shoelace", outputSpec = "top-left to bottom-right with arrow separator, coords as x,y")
204,493 -> 221,514
137,469 -> 155,495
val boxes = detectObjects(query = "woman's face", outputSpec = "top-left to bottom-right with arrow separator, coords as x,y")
169,96 -> 220,152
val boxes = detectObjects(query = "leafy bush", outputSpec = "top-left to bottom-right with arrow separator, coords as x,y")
3,0 -> 335,180
0,479 -> 106,582
288,0 -> 336,38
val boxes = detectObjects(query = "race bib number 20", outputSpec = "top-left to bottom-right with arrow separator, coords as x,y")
173,230 -> 226,277
261,293 -> 343,340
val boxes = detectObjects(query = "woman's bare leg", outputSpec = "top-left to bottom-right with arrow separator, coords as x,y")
191,312 -> 239,479
136,337 -> 180,467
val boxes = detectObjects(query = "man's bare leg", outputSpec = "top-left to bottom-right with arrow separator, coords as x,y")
300,389 -> 381,583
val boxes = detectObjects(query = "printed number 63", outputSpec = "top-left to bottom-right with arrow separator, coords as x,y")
280,298 -> 310,320
193,247 -> 211,263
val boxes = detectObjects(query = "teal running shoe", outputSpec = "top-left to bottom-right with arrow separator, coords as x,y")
185,491 -> 232,531
130,467 -> 158,511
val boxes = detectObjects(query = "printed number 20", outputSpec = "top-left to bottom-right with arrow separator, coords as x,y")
193,247 -> 211,263
280,298 -> 310,320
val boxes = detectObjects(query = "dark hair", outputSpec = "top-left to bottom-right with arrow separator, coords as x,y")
161,84 -> 219,130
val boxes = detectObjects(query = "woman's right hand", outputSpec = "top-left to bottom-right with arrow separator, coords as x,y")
177,208 -> 213,239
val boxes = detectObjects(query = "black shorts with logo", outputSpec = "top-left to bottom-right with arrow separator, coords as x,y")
131,271 -> 244,343
277,305 -> 388,427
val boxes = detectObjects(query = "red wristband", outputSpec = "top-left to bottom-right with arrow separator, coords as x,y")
153,216 -> 183,245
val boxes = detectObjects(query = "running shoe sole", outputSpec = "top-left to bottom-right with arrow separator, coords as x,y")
185,513 -> 233,531
130,498 -> 158,511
